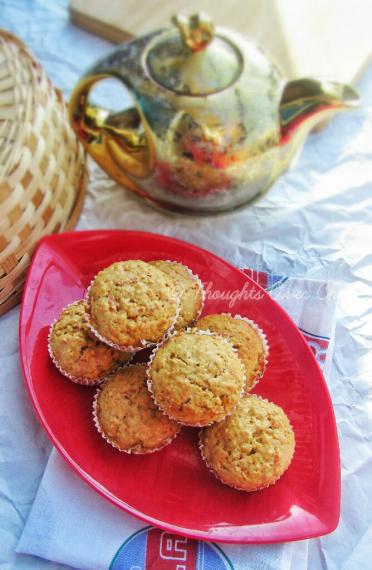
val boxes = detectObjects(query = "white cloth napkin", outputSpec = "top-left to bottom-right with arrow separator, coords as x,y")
16,271 -> 338,570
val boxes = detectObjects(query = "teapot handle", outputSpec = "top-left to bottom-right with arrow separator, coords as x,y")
69,73 -> 153,195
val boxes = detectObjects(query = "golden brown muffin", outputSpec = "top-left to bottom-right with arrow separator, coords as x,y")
147,329 -> 245,426
200,395 -> 295,491
94,364 -> 180,453
149,260 -> 204,330
49,300 -> 131,385
196,313 -> 268,392
86,260 -> 179,351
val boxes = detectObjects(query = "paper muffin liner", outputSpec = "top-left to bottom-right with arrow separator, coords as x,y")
152,260 -> 206,328
198,394 -> 296,492
84,271 -> 181,353
196,313 -> 269,393
48,300 -> 133,386
92,364 -> 181,454
146,327 -> 246,428
224,313 -> 269,392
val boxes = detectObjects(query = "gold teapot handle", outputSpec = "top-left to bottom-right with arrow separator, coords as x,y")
69,73 -> 153,193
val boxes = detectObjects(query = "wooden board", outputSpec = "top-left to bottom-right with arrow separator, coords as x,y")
69,0 -> 372,83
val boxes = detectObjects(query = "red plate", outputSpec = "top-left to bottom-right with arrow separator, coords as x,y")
19,230 -> 340,544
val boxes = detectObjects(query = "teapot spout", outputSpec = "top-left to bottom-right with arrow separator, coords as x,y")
279,78 -> 360,144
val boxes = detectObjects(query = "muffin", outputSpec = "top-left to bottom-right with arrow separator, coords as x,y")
49,300 -> 131,385
86,260 -> 179,351
199,395 -> 295,491
147,329 -> 245,426
149,260 -> 204,330
196,313 -> 268,392
94,364 -> 181,453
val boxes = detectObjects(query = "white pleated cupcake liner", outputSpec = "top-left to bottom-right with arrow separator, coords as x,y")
48,300 -> 132,386
198,394 -> 296,492
197,312 -> 269,393
152,260 -> 206,328
92,364 -> 182,454
146,327 -> 246,428
84,275 -> 181,353
224,313 -> 269,391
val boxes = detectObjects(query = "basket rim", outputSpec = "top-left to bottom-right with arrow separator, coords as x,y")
0,28 -> 36,57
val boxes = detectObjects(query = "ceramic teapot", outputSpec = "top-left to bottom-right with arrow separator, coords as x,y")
70,13 -> 360,214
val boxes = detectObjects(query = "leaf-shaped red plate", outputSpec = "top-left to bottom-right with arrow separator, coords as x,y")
19,230 -> 340,544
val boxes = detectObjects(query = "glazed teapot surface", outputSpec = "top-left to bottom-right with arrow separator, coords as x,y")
70,14 -> 360,214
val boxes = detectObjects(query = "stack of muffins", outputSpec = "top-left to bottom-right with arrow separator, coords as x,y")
49,259 -> 295,492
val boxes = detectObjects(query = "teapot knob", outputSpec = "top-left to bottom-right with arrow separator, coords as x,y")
172,13 -> 215,52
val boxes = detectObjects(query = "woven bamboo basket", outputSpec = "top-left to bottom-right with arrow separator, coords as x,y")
0,30 -> 88,316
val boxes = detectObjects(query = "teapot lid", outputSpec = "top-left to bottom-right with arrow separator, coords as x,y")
146,13 -> 243,96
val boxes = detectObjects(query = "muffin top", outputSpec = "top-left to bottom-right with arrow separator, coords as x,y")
149,260 -> 203,330
95,364 -> 180,453
49,300 -> 130,384
196,313 -> 267,391
148,330 -> 245,426
200,395 -> 295,491
87,260 -> 179,350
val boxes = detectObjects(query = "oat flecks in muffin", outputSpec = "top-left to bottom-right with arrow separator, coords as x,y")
196,313 -> 267,392
95,364 -> 180,453
49,300 -> 131,384
149,260 -> 203,330
148,329 -> 245,426
87,260 -> 179,349
200,395 -> 295,491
